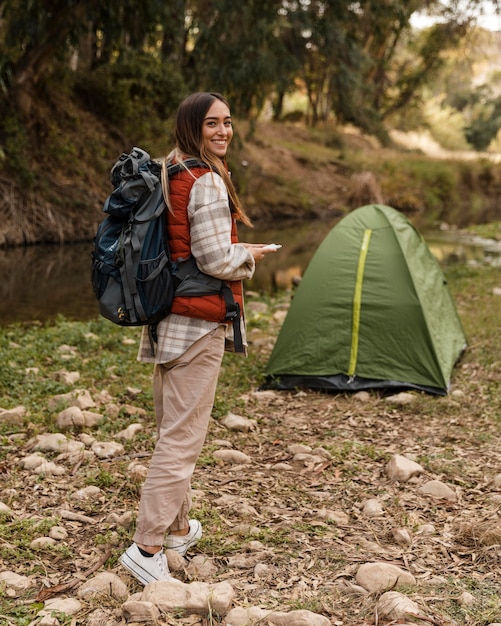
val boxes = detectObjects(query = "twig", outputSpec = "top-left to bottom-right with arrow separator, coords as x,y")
35,548 -> 112,602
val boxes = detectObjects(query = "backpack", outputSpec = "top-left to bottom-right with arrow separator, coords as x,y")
91,147 -> 243,351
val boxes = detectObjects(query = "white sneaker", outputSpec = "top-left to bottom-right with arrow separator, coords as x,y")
120,543 -> 173,585
165,519 -> 203,556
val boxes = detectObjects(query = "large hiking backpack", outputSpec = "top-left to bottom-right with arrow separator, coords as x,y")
91,147 -> 243,350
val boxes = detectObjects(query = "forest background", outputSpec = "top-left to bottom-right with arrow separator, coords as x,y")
1,0 -> 501,247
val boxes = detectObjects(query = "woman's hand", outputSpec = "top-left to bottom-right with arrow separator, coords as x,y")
242,243 -> 281,262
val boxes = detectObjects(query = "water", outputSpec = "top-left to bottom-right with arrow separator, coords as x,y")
1,222 -> 500,326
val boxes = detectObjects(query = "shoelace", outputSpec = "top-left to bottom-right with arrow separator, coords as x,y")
153,552 -> 169,579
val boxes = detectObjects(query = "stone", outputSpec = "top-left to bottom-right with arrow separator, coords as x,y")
224,607 -> 331,626
392,528 -> 412,546
221,412 -> 257,432
82,410 -> 105,428
355,562 -> 416,593
30,537 -> 57,549
71,486 -> 105,504
0,501 -> 14,517
362,498 -> 384,517
49,526 -> 68,540
185,554 -> 218,579
115,423 -> 143,440
141,580 -> 235,616
122,600 -> 160,622
420,479 -> 457,501
376,591 -> 421,620
213,449 -> 251,464
39,597 -> 82,617
32,433 -> 69,452
53,370 -> 80,385
386,454 -> 424,482
457,591 -> 476,606
0,405 -> 26,426
385,392 -> 415,405
56,406 -> 85,430
492,473 -> 501,490
33,461 -> 66,476
292,453 -> 325,466
77,572 -> 128,601
48,389 -> 96,411
0,571 -> 34,596
91,441 -> 125,459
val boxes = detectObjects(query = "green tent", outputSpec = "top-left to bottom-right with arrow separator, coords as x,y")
264,204 -> 467,396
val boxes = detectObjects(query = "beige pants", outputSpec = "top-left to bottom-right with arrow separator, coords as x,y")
133,325 -> 226,546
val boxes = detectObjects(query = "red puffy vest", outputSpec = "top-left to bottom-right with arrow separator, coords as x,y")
167,164 -> 244,323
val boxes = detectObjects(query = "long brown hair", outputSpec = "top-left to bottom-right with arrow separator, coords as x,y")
167,92 -> 252,227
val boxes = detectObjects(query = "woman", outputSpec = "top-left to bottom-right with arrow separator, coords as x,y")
120,92 -> 278,585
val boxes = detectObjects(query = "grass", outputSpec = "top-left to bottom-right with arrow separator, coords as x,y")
1,266 -> 501,624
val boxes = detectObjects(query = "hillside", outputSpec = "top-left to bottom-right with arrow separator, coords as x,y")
1,101 -> 501,247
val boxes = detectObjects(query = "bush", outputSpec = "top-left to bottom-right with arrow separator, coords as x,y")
76,50 -> 188,150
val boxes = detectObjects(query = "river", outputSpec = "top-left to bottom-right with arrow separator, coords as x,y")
1,221 -> 500,326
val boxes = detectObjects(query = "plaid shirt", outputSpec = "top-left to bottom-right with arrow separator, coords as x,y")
137,171 -> 255,364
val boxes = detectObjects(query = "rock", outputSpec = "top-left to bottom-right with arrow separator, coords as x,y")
82,410 -> 105,428
0,571 -> 34,596
33,461 -> 67,476
123,404 -> 147,417
253,563 -> 270,579
0,501 -> 14,517
213,449 -> 251,464
32,433 -> 69,452
49,526 -> 68,540
106,510 -> 134,529
30,537 -> 57,549
316,509 -> 350,526
492,286 -> 501,296
141,579 -> 234,615
353,390 -> 371,402
376,591 -> 421,620
335,579 -> 369,596
414,523 -> 434,536
39,597 -> 82,618
457,591 -> 476,606
53,370 -> 80,384
48,389 -> 96,411
246,301 -> 268,314
355,562 -> 416,593
270,462 -> 293,471
71,486 -> 105,504
77,572 -> 128,601
56,406 -> 85,430
91,440 -> 125,459
128,462 -> 149,482
292,453 -> 325,466
362,498 -> 384,517
0,405 -> 26,425
287,443 -> 312,454
386,454 -> 424,482
166,549 -> 186,572
115,423 -> 143,440
312,447 -> 332,460
224,607 -> 331,626
122,600 -> 160,622
420,479 -> 457,501
492,473 -> 501,490
186,555 -> 218,579
385,392 -> 415,405
221,412 -> 257,432
392,528 -> 412,546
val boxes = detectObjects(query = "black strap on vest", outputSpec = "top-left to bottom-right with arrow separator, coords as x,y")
221,283 -> 243,353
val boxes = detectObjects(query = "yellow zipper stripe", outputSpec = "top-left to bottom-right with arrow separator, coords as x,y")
348,229 -> 372,376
